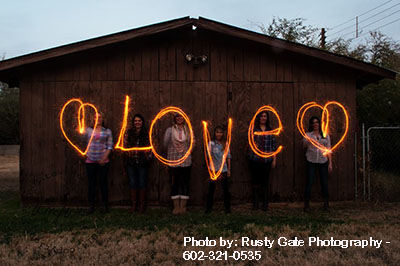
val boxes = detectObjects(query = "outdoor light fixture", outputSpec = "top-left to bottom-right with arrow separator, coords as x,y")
185,53 -> 208,66
185,53 -> 193,62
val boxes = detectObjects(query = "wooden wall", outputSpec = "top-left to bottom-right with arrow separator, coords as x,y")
18,27 -> 357,205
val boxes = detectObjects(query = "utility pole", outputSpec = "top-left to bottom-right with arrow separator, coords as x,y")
356,16 -> 359,38
320,28 -> 326,49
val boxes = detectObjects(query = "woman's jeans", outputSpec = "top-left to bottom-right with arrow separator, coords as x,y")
249,160 -> 272,207
127,164 -> 148,190
169,166 -> 191,199
86,163 -> 110,207
206,172 -> 231,211
305,161 -> 329,201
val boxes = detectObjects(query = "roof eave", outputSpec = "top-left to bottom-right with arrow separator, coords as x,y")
0,16 -> 193,72
195,17 -> 396,82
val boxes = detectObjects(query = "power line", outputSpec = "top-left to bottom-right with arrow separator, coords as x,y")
360,2 -> 400,24
360,9 -> 400,30
329,21 -> 357,37
357,0 -> 394,17
338,9 -> 400,39
356,17 -> 400,39
330,0 -> 393,30
330,1 -> 400,37
329,1 -> 400,38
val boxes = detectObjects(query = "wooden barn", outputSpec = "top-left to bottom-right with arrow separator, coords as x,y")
0,17 -> 395,206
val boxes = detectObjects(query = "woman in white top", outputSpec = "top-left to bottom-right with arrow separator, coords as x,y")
163,114 -> 194,214
303,116 -> 332,212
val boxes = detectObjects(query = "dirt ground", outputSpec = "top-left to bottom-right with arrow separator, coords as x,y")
0,155 -> 18,191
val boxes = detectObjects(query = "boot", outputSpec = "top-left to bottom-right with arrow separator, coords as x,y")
87,203 -> 95,215
180,198 -> 188,214
129,189 -> 138,213
172,198 -> 180,214
138,189 -> 146,214
225,205 -> 231,214
323,198 -> 330,212
304,200 -> 310,212
101,202 -> 109,214
252,186 -> 259,210
205,203 -> 212,214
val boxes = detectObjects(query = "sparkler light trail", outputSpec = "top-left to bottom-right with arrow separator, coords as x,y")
115,95 -> 153,151
149,106 -> 194,166
247,106 -> 283,158
202,119 -> 233,181
60,98 -> 98,156
297,101 -> 349,155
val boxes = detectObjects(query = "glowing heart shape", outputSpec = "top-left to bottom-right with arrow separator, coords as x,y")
247,105 -> 283,158
296,101 -> 349,155
60,98 -> 99,156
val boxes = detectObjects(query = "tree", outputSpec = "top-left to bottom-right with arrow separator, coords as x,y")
257,17 -> 320,47
258,17 -> 400,127
0,82 -> 19,144
367,31 -> 400,71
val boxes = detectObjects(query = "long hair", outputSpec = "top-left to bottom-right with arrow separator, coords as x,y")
254,111 -> 272,131
173,113 -> 189,140
308,116 -> 325,139
88,111 -> 106,129
128,113 -> 148,144
212,125 -> 226,149
98,111 -> 106,128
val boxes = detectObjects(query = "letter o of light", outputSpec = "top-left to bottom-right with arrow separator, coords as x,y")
149,107 -> 194,166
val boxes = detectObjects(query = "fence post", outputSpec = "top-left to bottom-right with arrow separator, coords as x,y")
367,128 -> 371,201
354,132 -> 357,200
362,123 -> 366,201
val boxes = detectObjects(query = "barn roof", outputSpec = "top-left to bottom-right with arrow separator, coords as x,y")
0,16 -> 396,84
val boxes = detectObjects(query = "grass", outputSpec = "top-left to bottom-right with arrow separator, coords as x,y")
0,190 -> 345,244
0,155 -> 399,265
1,194 -> 399,265
370,170 -> 400,202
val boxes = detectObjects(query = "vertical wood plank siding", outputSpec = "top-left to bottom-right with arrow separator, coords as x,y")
17,28 -> 357,205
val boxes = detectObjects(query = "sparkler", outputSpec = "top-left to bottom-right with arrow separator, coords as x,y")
202,119 -> 233,181
297,101 -> 349,155
149,106 -> 194,166
59,98 -> 98,156
114,95 -> 153,151
247,106 -> 283,158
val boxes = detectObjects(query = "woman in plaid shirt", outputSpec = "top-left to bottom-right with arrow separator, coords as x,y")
248,111 -> 277,211
163,114 -> 194,214
85,113 -> 113,214
124,114 -> 151,214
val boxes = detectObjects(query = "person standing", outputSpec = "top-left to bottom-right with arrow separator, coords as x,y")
163,114 -> 194,214
205,126 -> 232,214
125,114 -> 151,214
248,111 -> 277,211
85,112 -> 113,214
303,116 -> 332,212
